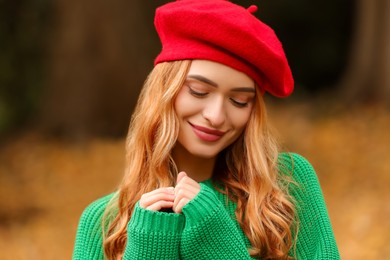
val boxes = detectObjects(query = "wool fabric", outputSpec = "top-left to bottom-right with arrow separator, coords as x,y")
73,153 -> 340,259
154,0 -> 294,98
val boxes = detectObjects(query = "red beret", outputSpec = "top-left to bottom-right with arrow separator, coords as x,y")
154,0 -> 294,98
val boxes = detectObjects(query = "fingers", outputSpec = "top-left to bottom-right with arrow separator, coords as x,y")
138,172 -> 201,213
145,200 -> 174,212
173,197 -> 190,214
175,180 -> 199,198
139,187 -> 175,211
173,172 -> 201,213
176,171 -> 187,183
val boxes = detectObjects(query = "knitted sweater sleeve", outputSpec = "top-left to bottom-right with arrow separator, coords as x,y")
180,183 -> 253,259
124,202 -> 185,259
281,153 -> 341,259
73,194 -> 185,260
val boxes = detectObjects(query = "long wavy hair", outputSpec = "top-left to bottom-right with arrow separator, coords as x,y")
103,60 -> 297,259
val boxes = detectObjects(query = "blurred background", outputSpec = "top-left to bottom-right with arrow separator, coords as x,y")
0,0 -> 389,259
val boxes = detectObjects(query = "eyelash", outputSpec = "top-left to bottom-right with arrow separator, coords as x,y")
189,87 -> 207,97
230,99 -> 248,108
188,87 -> 249,108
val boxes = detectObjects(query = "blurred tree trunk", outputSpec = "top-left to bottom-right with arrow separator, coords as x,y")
39,0 -> 162,138
339,0 -> 390,104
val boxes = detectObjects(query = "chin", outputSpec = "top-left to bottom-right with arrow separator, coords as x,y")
187,146 -> 221,159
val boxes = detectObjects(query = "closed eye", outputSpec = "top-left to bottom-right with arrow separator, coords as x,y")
189,87 -> 208,97
230,98 -> 248,108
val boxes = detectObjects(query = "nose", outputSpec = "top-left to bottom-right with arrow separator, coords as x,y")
202,97 -> 226,128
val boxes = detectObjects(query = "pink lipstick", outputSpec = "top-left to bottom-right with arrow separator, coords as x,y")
190,123 -> 225,142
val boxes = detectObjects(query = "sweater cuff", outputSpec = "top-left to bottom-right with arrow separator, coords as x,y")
182,183 -> 224,227
128,202 -> 185,234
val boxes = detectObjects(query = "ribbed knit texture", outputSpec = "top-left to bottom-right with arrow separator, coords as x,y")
73,153 -> 340,259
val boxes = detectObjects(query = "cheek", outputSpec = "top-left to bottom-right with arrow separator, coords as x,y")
174,89 -> 188,116
229,107 -> 253,130
175,89 -> 203,117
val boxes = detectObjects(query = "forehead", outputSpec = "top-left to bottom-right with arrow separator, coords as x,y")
188,60 -> 255,88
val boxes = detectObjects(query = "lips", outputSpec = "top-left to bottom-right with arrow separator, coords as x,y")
190,123 -> 225,142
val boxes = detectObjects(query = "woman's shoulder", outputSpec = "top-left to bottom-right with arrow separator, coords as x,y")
278,152 -> 312,169
278,152 -> 316,181
277,152 -> 322,195
73,193 -> 117,259
77,192 -> 117,230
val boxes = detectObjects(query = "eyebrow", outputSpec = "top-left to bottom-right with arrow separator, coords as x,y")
231,87 -> 256,93
187,74 -> 256,93
187,74 -> 218,87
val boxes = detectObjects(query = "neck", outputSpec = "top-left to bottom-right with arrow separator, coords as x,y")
172,144 -> 216,182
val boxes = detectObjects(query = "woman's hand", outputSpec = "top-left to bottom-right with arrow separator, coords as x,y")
139,172 -> 200,213
173,172 -> 201,213
139,187 -> 176,211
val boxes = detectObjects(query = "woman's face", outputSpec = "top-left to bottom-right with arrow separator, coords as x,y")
174,60 -> 256,159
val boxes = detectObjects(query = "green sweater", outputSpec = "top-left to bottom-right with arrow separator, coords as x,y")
73,153 -> 340,259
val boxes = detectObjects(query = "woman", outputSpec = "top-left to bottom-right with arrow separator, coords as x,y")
73,0 -> 340,259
